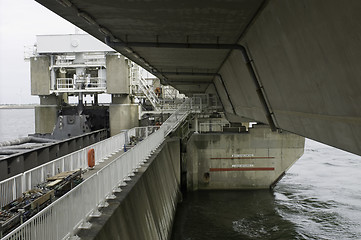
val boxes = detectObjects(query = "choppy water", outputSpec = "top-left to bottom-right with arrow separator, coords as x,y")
171,140 -> 361,240
0,108 -> 34,142
1,109 -> 360,239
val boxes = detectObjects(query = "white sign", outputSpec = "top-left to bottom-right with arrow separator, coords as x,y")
232,154 -> 254,158
232,164 -> 254,168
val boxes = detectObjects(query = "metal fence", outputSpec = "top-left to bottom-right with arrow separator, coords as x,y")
199,122 -> 227,133
1,97 -> 201,240
126,126 -> 160,143
0,131 -> 127,208
56,78 -> 74,90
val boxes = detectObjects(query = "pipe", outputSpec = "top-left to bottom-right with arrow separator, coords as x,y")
0,137 -> 32,147
29,137 -> 58,143
0,136 -> 57,148
160,72 -> 217,76
166,81 -> 213,85
212,82 -> 225,112
105,39 -> 277,130
237,46 -> 277,131
0,149 -> 28,155
106,39 -> 243,51
215,74 -> 237,115
50,55 -> 56,90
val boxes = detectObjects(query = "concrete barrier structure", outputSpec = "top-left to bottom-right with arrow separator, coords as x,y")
33,0 -> 361,156
77,138 -> 181,240
186,124 -> 304,190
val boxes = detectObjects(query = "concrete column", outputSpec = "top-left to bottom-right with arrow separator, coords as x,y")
93,94 -> 98,106
109,93 -> 139,136
35,95 -> 59,134
106,54 -> 130,94
106,53 -> 137,135
30,56 -> 50,95
194,116 -> 199,133
109,104 -> 139,136
111,94 -> 131,104
62,93 -> 68,104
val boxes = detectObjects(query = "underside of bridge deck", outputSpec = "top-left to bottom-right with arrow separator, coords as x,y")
36,0 -> 361,156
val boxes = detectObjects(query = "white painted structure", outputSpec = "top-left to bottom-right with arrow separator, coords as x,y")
36,34 -> 113,54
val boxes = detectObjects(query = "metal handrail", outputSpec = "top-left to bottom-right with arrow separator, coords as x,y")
137,76 -> 161,110
55,77 -> 106,91
1,97 -> 202,240
0,131 -> 126,208
199,122 -> 228,133
56,78 -> 74,90
0,126 -> 157,208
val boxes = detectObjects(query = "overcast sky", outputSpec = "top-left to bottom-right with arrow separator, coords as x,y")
0,0 -> 78,104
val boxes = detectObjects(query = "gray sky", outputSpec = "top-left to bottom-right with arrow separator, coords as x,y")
0,0 -> 77,104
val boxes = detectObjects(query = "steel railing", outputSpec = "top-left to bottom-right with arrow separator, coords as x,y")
0,131 -> 126,208
56,78 -> 74,90
126,126 -> 160,143
56,78 -> 106,91
199,122 -> 228,133
1,97 -> 201,240
137,77 -> 161,110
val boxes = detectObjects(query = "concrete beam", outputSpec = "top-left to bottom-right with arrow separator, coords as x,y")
233,0 -> 361,155
106,39 -> 276,130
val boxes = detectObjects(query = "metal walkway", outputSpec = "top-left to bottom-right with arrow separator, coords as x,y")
1,98 -> 201,240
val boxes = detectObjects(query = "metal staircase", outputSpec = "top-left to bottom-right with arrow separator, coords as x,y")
137,75 -> 161,111
130,65 -> 161,111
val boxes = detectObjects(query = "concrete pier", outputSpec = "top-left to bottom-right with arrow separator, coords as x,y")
31,56 -> 60,134
186,124 -> 304,190
107,55 -> 139,136
34,95 -> 60,134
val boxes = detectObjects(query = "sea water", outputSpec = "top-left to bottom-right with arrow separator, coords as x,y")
171,138 -> 361,239
0,108 -> 34,142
